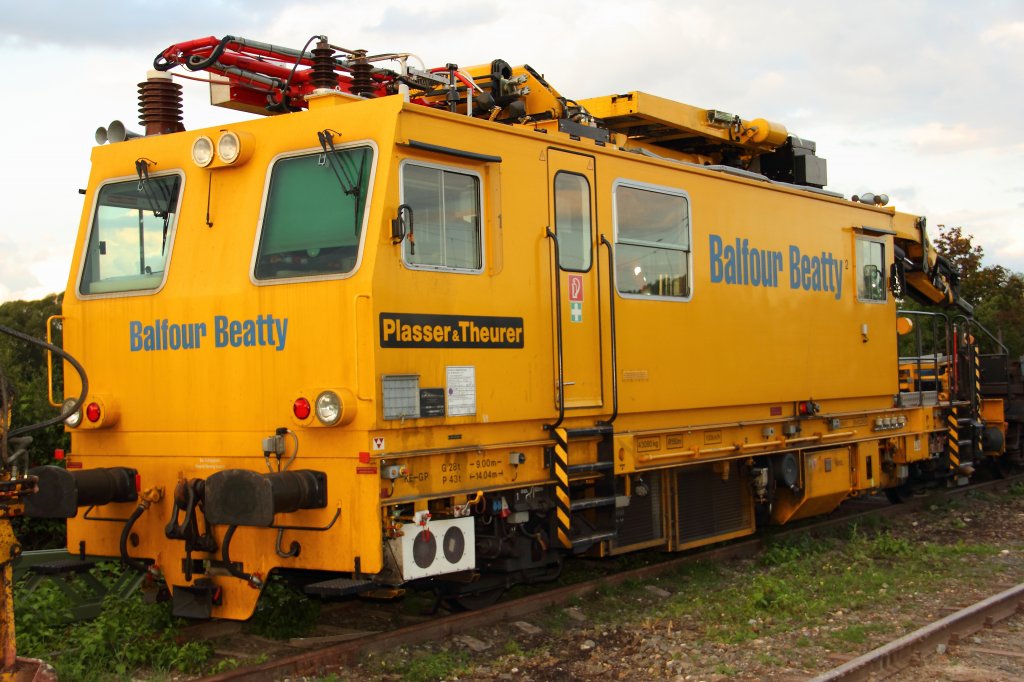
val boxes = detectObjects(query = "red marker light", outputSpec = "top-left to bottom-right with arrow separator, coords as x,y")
54,449 -> 65,461
293,397 -> 311,420
135,473 -> 142,493
86,402 -> 102,423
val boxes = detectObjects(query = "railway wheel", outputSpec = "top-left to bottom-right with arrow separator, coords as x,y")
446,586 -> 506,611
885,482 -> 914,504
989,455 -> 1018,479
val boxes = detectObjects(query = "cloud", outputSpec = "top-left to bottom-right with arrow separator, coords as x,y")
907,122 -> 985,153
372,3 -> 501,34
981,21 -> 1024,45
0,0 -> 284,49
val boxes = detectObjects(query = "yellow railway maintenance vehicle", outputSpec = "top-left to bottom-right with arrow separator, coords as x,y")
27,34 -> 1022,619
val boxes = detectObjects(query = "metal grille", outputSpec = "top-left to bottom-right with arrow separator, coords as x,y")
613,472 -> 662,549
676,462 -> 752,545
382,374 -> 420,420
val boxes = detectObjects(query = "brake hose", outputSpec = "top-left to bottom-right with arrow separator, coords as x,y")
222,525 -> 263,588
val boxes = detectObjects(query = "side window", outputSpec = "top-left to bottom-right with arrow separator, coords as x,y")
402,163 -> 483,271
79,174 -> 182,295
255,146 -> 373,280
857,238 -> 886,302
614,183 -> 691,299
554,172 -> 592,271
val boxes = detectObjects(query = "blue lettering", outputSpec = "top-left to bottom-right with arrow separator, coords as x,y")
129,321 -> 142,352
214,315 -> 229,347
242,320 -> 256,347
789,246 -> 801,289
229,320 -> 242,347
276,318 -> 288,351
709,235 -> 724,283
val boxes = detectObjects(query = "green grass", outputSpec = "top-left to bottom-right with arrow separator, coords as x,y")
394,650 -> 471,682
532,523 -> 1006,654
245,573 -> 320,639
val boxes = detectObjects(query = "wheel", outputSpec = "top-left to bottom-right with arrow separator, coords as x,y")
885,482 -> 914,504
445,586 -> 505,611
990,455 -> 1018,479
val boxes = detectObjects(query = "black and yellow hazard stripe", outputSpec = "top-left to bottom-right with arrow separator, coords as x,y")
973,341 -> 984,454
552,427 -> 572,549
947,407 -> 960,471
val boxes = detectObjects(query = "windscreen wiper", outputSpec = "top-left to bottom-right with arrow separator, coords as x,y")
135,159 -> 175,254
135,159 -> 167,219
316,130 -> 361,197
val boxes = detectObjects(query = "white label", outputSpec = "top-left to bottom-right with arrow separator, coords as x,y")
446,366 -> 477,417
372,436 -> 385,451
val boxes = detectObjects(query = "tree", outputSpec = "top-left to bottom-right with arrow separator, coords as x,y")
933,226 -> 1024,358
0,294 -> 67,548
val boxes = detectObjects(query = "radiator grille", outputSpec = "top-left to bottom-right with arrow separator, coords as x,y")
676,462 -> 752,546
613,472 -> 662,549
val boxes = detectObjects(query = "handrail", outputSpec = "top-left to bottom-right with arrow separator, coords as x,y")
896,310 -> 950,404
545,227 -> 565,431
46,315 -> 65,407
599,235 -> 618,425
952,314 -> 1009,356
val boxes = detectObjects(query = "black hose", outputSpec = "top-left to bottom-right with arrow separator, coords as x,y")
120,504 -> 149,574
0,323 -> 88,438
154,35 -> 236,72
222,525 -> 263,588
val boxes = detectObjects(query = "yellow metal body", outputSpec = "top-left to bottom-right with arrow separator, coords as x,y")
57,76 -> 963,620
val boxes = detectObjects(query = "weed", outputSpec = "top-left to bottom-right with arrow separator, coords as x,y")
1009,482 -> 1024,496
32,589 -> 212,681
246,573 -> 320,639
208,658 -> 240,674
756,651 -> 784,666
14,579 -> 73,657
503,640 -> 524,656
832,624 -> 868,646
208,653 -> 270,675
397,650 -> 471,682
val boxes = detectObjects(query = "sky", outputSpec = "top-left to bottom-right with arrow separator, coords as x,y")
0,0 -> 1021,302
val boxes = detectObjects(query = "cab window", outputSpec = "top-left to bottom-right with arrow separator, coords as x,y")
401,162 -> 483,272
614,183 -> 691,299
857,238 -> 886,302
554,172 -> 592,271
79,174 -> 182,295
255,146 -> 373,280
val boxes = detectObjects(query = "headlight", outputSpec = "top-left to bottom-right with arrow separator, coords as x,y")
217,131 -> 241,164
315,391 -> 341,426
191,136 -> 214,167
62,399 -> 82,428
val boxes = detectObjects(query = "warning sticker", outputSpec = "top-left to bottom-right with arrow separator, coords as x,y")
568,275 -> 583,323
372,436 -> 385,451
446,366 -> 476,417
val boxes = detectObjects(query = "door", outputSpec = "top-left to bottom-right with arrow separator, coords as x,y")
548,149 -> 603,409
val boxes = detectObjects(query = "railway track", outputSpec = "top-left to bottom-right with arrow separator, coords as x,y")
194,474 -> 1024,681
812,582 -> 1024,681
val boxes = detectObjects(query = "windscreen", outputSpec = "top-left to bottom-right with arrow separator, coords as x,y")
79,174 -> 181,295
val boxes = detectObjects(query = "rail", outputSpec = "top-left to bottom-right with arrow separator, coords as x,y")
193,474 -> 1024,681
812,582 -> 1024,681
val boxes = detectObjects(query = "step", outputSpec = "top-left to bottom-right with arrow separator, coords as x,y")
570,495 -> 617,512
564,424 -> 613,439
571,530 -> 617,549
29,559 -> 97,575
566,461 -> 614,475
304,577 -> 376,597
